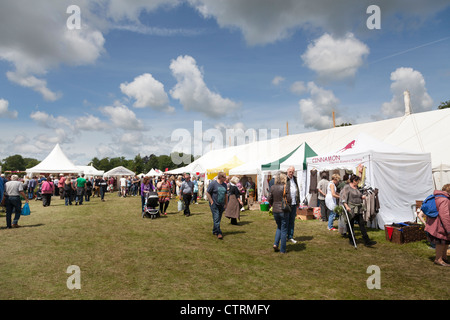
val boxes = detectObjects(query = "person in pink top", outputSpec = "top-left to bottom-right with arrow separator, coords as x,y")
419,184 -> 450,267
58,174 -> 66,199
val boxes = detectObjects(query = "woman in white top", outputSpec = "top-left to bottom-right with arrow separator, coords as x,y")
325,174 -> 341,231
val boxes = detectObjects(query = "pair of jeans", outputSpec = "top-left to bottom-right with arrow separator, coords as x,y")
286,203 -> 297,240
65,196 -> 72,206
183,194 -> 192,216
210,202 -> 224,235
328,210 -> 336,229
76,188 -> 84,204
319,199 -> 329,221
5,196 -> 22,228
273,211 -> 288,253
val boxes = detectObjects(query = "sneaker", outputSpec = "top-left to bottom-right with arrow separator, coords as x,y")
328,227 -> 337,231
288,238 -> 297,244
217,234 -> 223,240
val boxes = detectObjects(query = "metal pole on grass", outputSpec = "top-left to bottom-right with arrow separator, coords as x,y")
343,206 -> 357,249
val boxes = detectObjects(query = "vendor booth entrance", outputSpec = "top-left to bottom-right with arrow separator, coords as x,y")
306,133 -> 433,229
261,142 -> 317,202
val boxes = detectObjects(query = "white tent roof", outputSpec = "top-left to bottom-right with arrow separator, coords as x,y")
174,136 -> 304,175
26,144 -> 81,175
285,108 -> 450,171
170,107 -> 450,188
146,168 -> 163,176
103,166 -> 135,177
307,132 -> 427,170
229,161 -> 262,175
77,164 -> 104,176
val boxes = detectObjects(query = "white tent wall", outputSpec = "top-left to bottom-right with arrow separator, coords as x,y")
371,151 -> 433,229
433,164 -> 450,190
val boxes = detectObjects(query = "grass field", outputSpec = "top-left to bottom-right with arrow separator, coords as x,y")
0,193 -> 449,300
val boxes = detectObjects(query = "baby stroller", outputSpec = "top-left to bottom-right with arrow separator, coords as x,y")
143,191 -> 160,219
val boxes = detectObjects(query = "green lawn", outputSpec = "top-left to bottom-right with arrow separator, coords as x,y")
0,193 -> 448,300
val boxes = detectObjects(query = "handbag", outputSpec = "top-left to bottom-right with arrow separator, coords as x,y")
21,203 -> 31,216
282,185 -> 291,213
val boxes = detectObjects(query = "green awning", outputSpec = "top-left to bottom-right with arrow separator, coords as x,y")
261,143 -> 302,171
261,142 -> 317,171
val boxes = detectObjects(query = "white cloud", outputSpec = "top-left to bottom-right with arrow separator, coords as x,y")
75,115 -> 110,131
271,76 -> 285,86
6,72 -> 62,102
30,111 -> 73,129
299,82 -> 342,130
290,81 -> 307,95
169,55 -> 240,118
0,99 -> 18,119
381,67 -> 433,117
120,73 -> 174,113
0,0 -> 105,101
301,33 -> 369,82
101,103 -> 144,130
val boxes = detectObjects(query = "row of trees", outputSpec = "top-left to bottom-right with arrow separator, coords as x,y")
1,153 -> 196,174
90,153 -> 196,174
1,155 -> 40,172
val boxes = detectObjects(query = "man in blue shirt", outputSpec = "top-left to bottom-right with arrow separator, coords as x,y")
179,173 -> 194,217
206,171 -> 228,240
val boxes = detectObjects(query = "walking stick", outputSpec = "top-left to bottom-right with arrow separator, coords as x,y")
343,206 -> 357,249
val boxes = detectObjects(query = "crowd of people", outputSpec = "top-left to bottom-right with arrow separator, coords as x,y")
2,168 -> 449,266
267,166 -> 378,254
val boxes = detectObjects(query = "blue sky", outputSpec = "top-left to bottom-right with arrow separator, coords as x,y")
0,0 -> 449,166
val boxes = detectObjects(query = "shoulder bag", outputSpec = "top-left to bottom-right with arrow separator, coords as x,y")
282,185 -> 291,213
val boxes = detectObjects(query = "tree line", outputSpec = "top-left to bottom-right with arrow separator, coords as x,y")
1,152 -> 196,174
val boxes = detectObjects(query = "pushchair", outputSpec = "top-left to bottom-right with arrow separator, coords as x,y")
142,191 -> 160,219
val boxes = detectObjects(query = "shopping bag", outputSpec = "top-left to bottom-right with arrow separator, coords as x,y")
21,203 -> 31,216
177,200 -> 185,211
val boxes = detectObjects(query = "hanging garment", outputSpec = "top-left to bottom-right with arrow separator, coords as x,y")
356,164 -> 366,188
